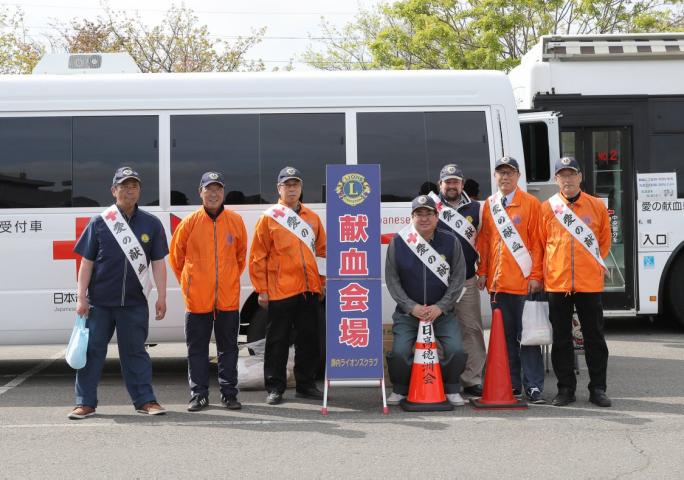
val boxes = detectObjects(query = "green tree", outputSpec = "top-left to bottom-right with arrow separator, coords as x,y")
0,7 -> 44,74
305,0 -> 684,71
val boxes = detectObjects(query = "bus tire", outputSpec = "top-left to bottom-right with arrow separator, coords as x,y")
666,253 -> 684,328
247,307 -> 267,343
239,292 -> 267,343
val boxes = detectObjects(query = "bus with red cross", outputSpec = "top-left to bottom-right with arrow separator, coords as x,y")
0,53 -> 532,345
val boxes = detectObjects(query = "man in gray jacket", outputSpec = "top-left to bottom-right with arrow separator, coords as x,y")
385,195 -> 468,406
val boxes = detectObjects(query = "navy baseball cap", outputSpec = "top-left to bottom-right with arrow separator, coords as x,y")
411,195 -> 437,214
494,156 -> 520,171
199,171 -> 225,189
439,163 -> 464,181
112,166 -> 141,185
277,166 -> 303,183
554,156 -> 581,175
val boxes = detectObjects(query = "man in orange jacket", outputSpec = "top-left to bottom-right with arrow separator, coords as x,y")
539,157 -> 612,408
477,156 -> 546,404
169,171 -> 247,412
249,166 -> 326,405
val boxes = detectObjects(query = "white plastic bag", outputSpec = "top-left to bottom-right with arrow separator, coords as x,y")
236,339 -> 296,390
521,294 -> 552,346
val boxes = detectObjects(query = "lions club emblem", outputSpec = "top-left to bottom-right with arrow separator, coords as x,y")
336,173 -> 371,207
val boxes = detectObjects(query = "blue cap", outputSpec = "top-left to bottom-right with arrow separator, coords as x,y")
112,166 -> 141,185
277,166 -> 303,183
554,156 -> 581,174
411,195 -> 437,213
439,163 -> 464,181
494,156 -> 520,171
199,171 -> 225,189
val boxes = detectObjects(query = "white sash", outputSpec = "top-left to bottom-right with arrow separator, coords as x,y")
100,204 -> 152,296
548,194 -> 607,271
488,192 -> 533,278
264,204 -> 325,274
398,224 -> 450,287
428,192 -> 477,249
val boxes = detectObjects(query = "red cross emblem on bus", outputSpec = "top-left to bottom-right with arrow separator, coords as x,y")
53,217 -> 90,279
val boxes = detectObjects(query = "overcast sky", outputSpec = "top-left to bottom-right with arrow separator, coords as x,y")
4,0 -> 382,70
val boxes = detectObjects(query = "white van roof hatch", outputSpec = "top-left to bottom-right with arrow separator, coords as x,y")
32,53 -> 141,75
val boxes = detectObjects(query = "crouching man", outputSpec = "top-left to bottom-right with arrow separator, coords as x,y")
385,195 -> 468,407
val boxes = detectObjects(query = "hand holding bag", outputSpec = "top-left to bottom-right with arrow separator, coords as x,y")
521,292 -> 553,346
65,315 -> 89,370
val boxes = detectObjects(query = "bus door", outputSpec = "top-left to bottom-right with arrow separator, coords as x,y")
560,127 -> 635,311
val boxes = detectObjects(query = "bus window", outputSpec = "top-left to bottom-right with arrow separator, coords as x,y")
170,113 -> 345,205
259,113 -> 345,204
356,111 -> 491,201
72,116 -> 159,207
171,114 -> 260,205
650,134 -> 684,197
0,117 -> 72,208
521,122 -> 550,182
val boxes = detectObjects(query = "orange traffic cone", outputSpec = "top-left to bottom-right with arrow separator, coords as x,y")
400,320 -> 454,412
471,308 -> 527,409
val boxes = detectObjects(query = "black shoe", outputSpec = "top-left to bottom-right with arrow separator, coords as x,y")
221,395 -> 242,410
266,392 -> 283,405
512,388 -> 523,398
589,389 -> 612,407
552,390 -> 576,407
187,395 -> 209,412
526,387 -> 546,405
463,385 -> 483,396
295,386 -> 324,400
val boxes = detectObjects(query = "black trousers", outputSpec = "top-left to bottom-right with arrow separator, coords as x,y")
185,310 -> 239,399
264,293 -> 320,394
548,292 -> 609,393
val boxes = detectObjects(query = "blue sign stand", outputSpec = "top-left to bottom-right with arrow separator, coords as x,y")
322,164 -> 387,415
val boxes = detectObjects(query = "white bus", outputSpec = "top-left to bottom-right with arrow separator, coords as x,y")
0,55 -> 529,345
511,33 -> 684,327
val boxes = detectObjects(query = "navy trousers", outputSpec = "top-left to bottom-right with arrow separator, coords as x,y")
490,293 -> 545,393
185,310 -> 240,400
75,304 -> 156,409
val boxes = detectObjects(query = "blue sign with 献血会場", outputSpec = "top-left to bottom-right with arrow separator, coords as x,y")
325,164 -> 383,379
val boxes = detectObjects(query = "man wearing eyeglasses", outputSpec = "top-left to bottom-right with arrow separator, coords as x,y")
539,157 -> 612,408
477,156 -> 546,404
249,167 -> 326,406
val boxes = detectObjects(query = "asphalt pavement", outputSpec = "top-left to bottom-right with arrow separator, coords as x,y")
1,317 -> 683,479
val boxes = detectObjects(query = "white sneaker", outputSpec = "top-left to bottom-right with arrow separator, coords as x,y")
387,392 -> 406,405
447,393 -> 465,406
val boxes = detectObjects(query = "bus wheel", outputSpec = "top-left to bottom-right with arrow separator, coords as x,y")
247,307 -> 267,343
666,253 -> 684,328
239,292 -> 267,343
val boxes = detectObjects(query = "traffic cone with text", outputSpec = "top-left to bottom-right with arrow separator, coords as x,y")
400,320 -> 454,412
471,308 -> 527,409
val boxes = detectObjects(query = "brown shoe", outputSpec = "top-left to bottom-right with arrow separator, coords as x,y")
68,405 -> 96,420
136,401 -> 166,415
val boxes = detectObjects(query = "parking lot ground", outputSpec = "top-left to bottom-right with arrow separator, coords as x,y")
1,318 -> 683,479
